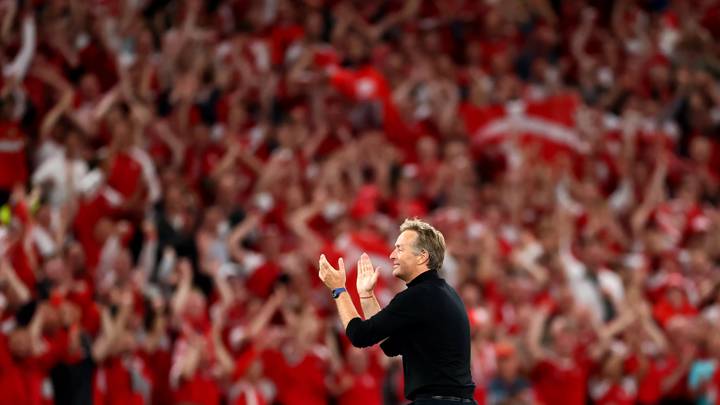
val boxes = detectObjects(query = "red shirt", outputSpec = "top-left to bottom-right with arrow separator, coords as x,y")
96,356 -> 148,405
329,65 -> 390,102
626,354 -> 666,404
0,335 -> 32,404
653,297 -> 697,327
268,24 -> 304,65
8,239 -> 37,296
231,382 -> 268,405
173,372 -> 221,405
183,143 -> 226,188
73,190 -> 118,271
0,332 -> 67,405
106,152 -> 143,199
0,120 -> 27,190
338,369 -> 383,405
591,379 -> 636,405
656,354 -> 688,398
268,347 -> 328,405
246,260 -> 281,299
532,353 -> 590,405
136,347 -> 172,405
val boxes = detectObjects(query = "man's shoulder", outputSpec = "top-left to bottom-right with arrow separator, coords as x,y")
388,284 -> 425,306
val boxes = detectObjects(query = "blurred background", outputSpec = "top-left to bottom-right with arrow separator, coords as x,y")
1,0 -> 720,404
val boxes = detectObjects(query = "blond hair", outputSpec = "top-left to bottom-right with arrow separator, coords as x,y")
399,218 -> 446,271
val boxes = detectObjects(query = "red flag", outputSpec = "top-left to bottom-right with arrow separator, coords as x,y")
461,93 -> 588,161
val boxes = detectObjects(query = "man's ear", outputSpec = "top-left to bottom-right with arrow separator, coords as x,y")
417,250 -> 429,266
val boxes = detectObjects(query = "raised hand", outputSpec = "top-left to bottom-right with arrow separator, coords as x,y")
356,253 -> 380,296
318,254 -> 346,290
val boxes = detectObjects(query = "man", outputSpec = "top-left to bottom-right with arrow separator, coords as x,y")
487,342 -> 535,405
318,218 -> 476,404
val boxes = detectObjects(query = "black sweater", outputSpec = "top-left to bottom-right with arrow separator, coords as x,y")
345,270 -> 475,400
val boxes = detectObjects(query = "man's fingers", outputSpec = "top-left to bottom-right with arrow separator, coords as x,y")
338,257 -> 345,272
318,255 -> 329,279
319,254 -> 331,270
361,252 -> 373,275
358,253 -> 366,274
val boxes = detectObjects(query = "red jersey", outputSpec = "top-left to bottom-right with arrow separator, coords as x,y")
95,356 -> 151,405
532,353 -> 590,405
0,332 -> 67,405
626,354 -> 666,404
173,372 -> 221,405
0,120 -> 27,190
266,346 -> 329,405
106,152 -> 143,199
591,378 -> 636,405
337,369 -> 383,405
230,381 -> 268,405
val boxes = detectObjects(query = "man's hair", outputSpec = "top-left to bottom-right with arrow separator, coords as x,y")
399,218 -> 446,271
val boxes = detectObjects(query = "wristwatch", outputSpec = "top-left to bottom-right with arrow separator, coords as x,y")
331,287 -> 347,299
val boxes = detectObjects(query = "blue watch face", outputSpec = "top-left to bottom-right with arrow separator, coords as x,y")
332,288 -> 345,298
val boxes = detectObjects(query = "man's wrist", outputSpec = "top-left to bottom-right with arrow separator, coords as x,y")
331,287 -> 347,299
359,291 -> 374,299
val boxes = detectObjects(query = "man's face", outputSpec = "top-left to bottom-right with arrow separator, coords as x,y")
390,231 -> 420,281
44,257 -> 68,283
9,329 -> 31,358
498,356 -> 518,380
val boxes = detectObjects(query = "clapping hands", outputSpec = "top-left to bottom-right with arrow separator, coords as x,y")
356,253 -> 380,296
318,254 -> 346,290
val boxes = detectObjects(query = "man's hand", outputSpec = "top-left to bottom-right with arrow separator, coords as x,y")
318,254 -> 346,290
356,253 -> 380,296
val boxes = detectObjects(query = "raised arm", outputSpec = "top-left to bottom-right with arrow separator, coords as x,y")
630,152 -> 668,235
226,212 -> 262,264
589,309 -> 637,360
0,0 -> 17,42
201,261 -> 234,308
170,259 -> 194,318
0,258 -> 30,305
245,287 -> 286,339
92,289 -> 134,362
134,220 -> 159,287
152,120 -> 186,169
526,305 -> 550,364
210,307 -> 235,378
3,13 -> 36,81
286,193 -> 326,257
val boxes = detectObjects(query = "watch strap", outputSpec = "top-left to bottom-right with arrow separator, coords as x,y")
331,287 -> 347,299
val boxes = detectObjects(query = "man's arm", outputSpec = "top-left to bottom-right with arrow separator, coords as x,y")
335,290 -> 362,330
319,254 -> 362,330
319,254 -> 418,349
345,291 -> 417,348
360,294 -> 382,319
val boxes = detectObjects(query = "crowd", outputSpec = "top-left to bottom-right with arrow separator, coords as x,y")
1,0 -> 720,404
